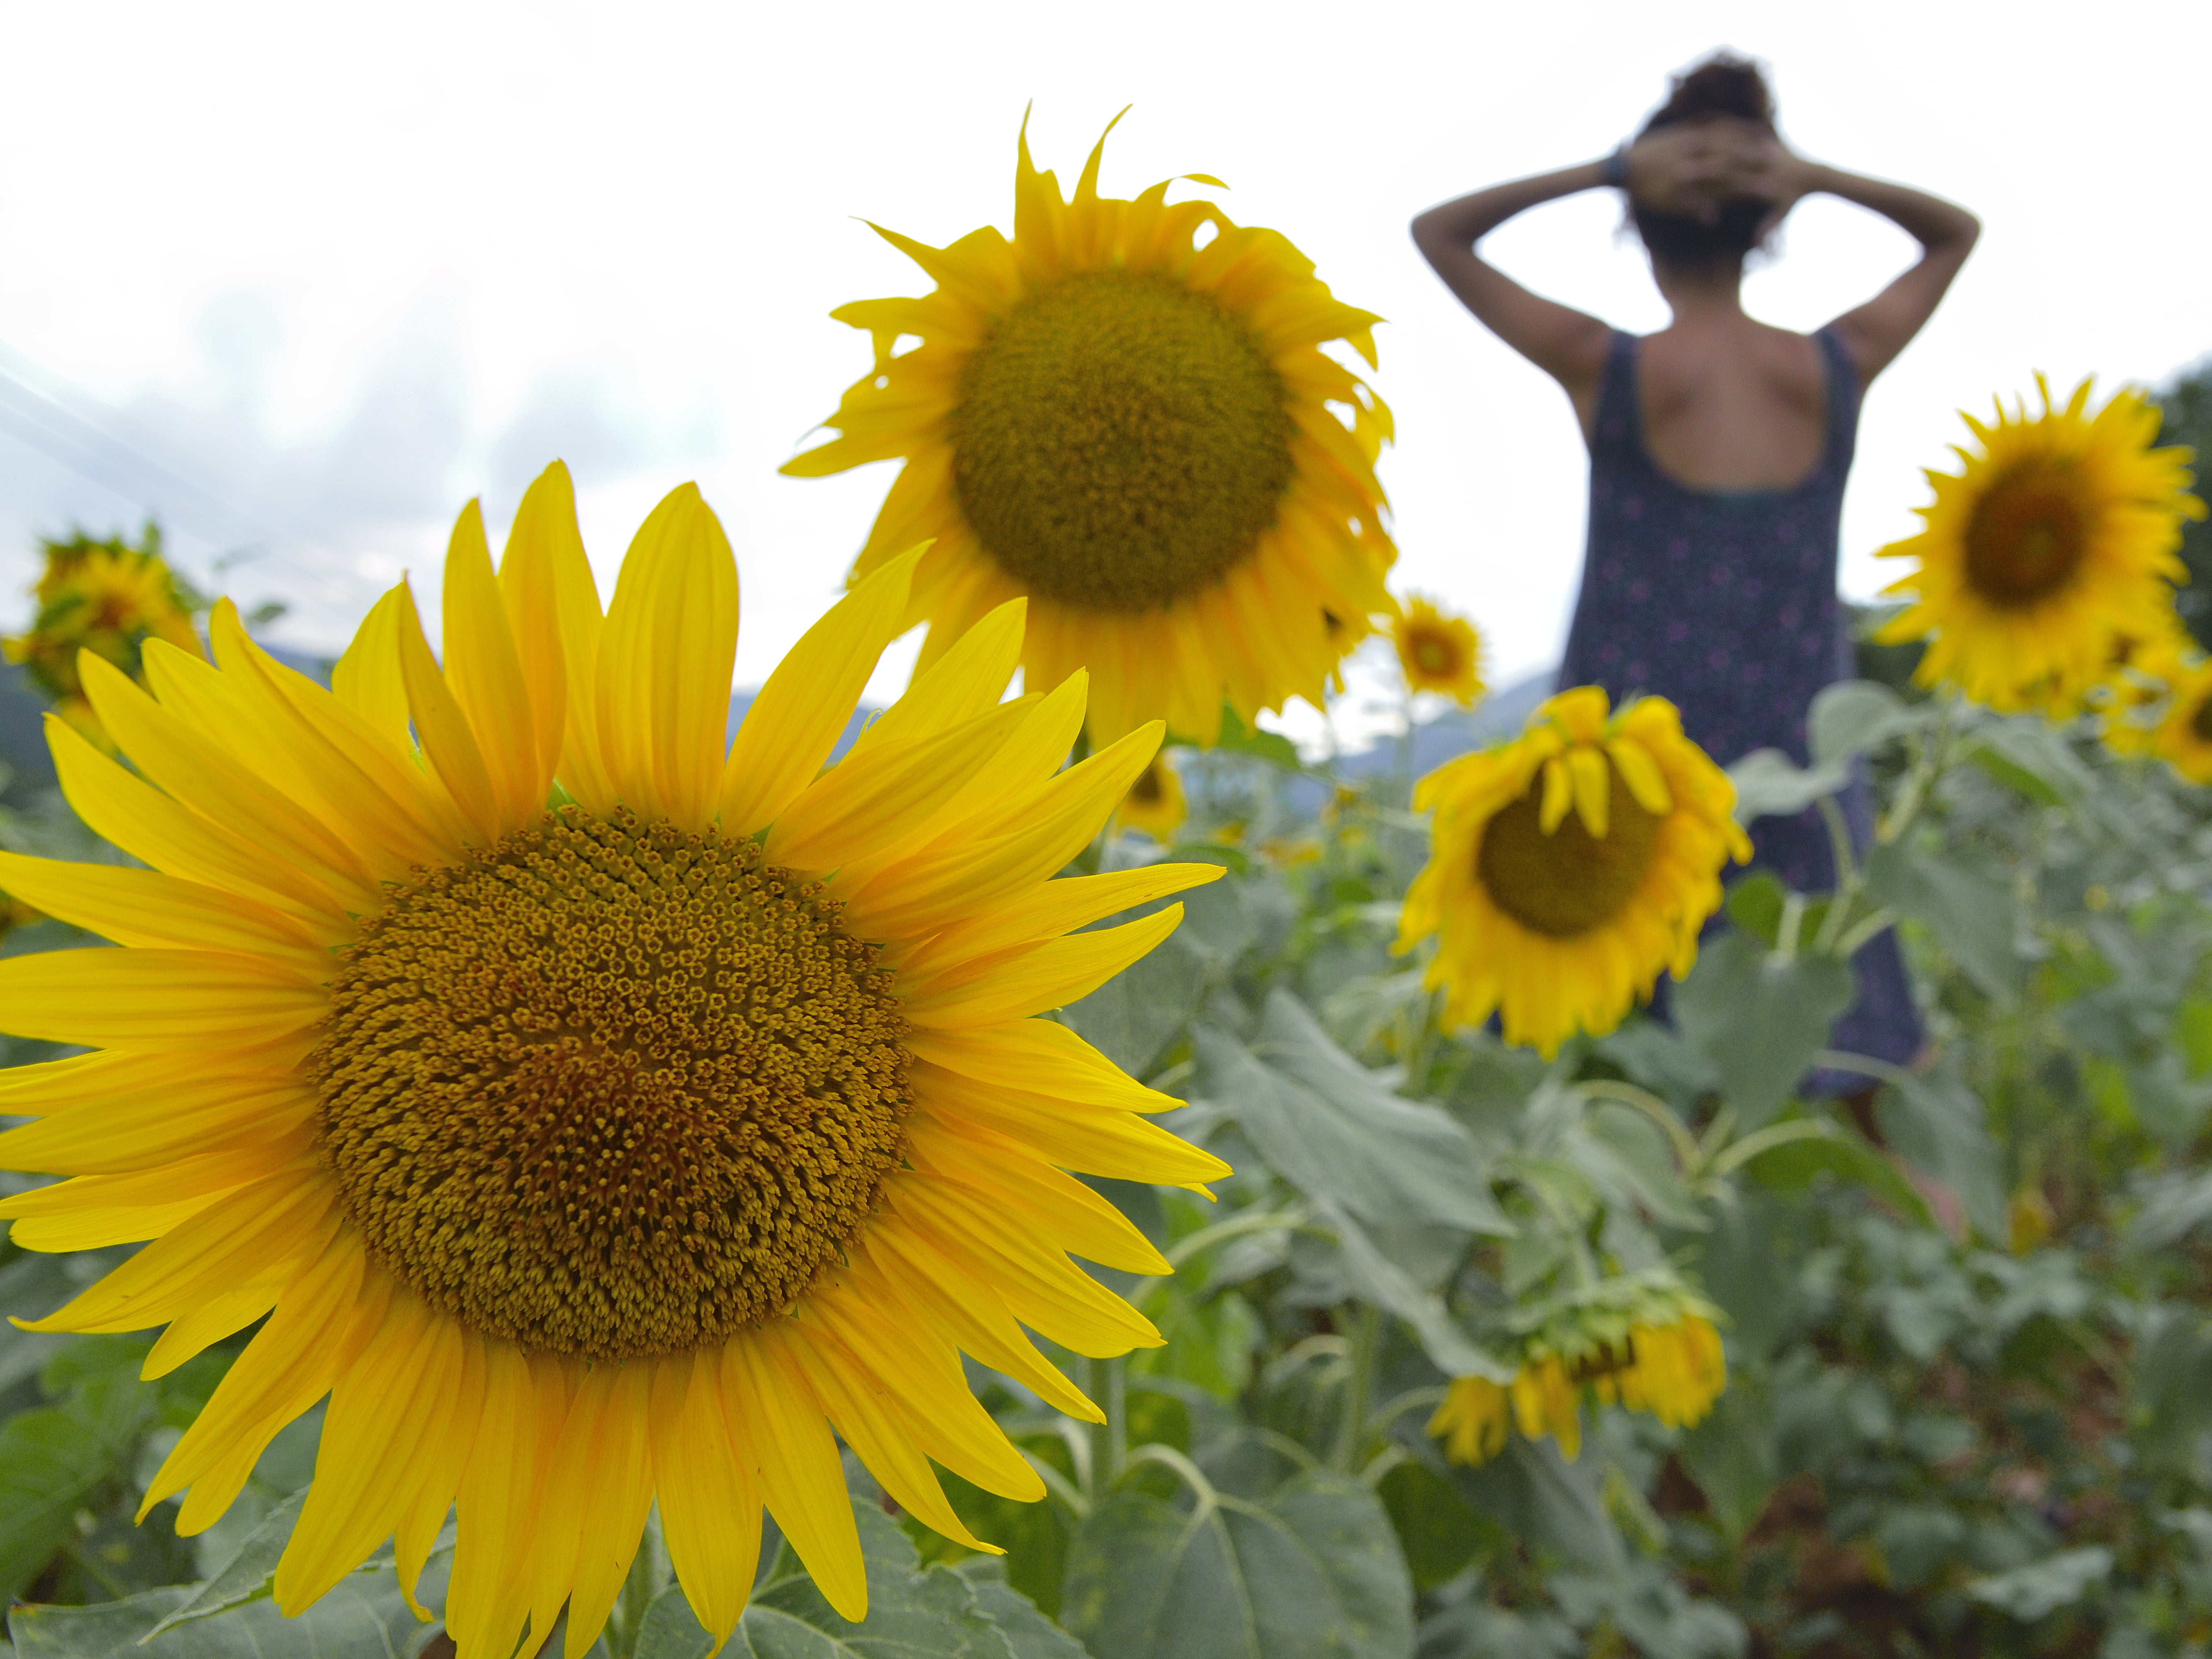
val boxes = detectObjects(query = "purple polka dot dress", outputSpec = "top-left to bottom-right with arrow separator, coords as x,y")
1559,328 -> 1922,1083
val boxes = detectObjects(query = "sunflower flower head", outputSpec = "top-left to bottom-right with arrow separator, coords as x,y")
0,462 -> 1232,1656
1397,686 -> 1750,1059
4,524 -> 203,745
1392,594 -> 1485,705
1116,750 -> 1188,842
1429,1275 -> 1727,1467
1876,375 -> 2204,713
782,112 -> 1396,749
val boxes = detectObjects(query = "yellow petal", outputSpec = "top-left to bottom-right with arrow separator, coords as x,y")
1566,747 -> 1610,838
896,861 -> 1224,983
330,586 -> 415,756
1539,756 -> 1573,834
0,947 -> 326,1053
595,484 -> 739,833
648,1351 -> 761,1647
0,851 -> 324,962
44,716 -> 345,927
500,462 -> 613,813
1608,738 -> 1673,816
495,462 -> 579,796
722,1331 -> 866,1621
394,581 -> 503,842
900,905 -> 1184,1028
850,596 -> 1026,754
720,545 -> 925,837
443,499 -> 548,831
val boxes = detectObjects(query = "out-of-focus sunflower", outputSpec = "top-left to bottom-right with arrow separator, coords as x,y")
4,526 -> 202,745
1430,1278 -> 1726,1467
782,115 -> 1395,747
1392,594 -> 1484,705
2093,615 -> 2197,758
0,462 -> 1230,1656
2144,654 -> 2212,784
1117,751 -> 1187,842
1397,686 -> 1748,1059
1876,375 -> 2204,712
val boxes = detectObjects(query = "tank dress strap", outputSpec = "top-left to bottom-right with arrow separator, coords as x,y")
1811,325 -> 1864,473
1588,331 -> 1646,471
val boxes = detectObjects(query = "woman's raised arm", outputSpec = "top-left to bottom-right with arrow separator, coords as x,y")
1737,144 -> 1980,384
1411,163 -> 1617,425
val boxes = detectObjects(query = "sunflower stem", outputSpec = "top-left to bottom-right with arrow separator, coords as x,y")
1334,1302 -> 1382,1472
1088,1356 -> 1127,1495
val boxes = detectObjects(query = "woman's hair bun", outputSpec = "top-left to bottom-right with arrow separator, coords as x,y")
1640,51 -> 1775,136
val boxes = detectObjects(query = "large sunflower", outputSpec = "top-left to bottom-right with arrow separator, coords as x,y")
781,115 -> 1396,747
1397,686 -> 1749,1059
0,463 -> 1229,1655
1876,375 -> 2204,711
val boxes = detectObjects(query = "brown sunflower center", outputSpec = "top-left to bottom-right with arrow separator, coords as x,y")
1411,632 -> 1455,675
312,806 -> 909,1362
951,270 -> 1295,613
1477,759 -> 1662,937
1963,464 -> 2092,608
2190,693 -> 2212,745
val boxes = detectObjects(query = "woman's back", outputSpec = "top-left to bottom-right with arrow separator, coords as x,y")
1631,318 -> 1830,491
1562,326 -> 1857,769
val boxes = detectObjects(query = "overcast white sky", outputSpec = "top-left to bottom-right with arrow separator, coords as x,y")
2,0 -> 2207,731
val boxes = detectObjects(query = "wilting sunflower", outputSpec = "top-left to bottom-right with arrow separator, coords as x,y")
782,115 -> 1395,747
0,462 -> 1230,1656
1397,686 -> 1748,1059
1117,751 -> 1187,842
1392,594 -> 1484,705
1877,375 -> 2204,712
1429,1277 -> 1726,1467
4,525 -> 202,746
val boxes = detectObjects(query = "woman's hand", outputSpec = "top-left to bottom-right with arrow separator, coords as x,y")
1627,119 -> 1819,230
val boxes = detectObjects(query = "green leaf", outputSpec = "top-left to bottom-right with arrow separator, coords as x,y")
1874,1070 -> 2006,1243
7,1553 -> 447,1659
1059,1471 -> 1412,1659
1192,990 -> 1512,1236
0,1255 -> 87,1395
140,1491 -> 305,1637
1315,1200 -> 1508,1380
1864,842 -> 2022,1003
1966,1546 -> 2113,1620
1964,720 -> 2093,806
1439,1439 -> 1622,1574
951,1561 -> 1089,1659
1207,707 -> 1304,772
1673,933 -> 1854,1125
1724,749 -> 1850,823
1061,854 -> 1252,1079
1374,1461 -> 1485,1593
1808,680 -> 1917,767
633,1501 -> 1026,1659
1675,1379 -> 1777,1541
0,1340 -> 160,1600
1733,1120 -> 1933,1231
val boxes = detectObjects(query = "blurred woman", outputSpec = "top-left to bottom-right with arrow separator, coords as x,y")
1412,52 -> 1978,1080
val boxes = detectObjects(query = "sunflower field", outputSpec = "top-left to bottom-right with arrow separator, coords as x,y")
2,122 -> 2211,1659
